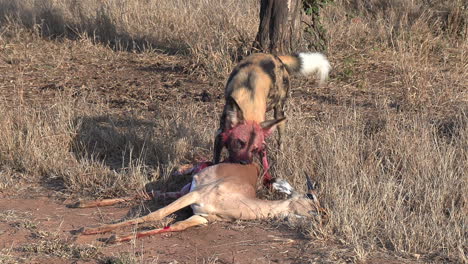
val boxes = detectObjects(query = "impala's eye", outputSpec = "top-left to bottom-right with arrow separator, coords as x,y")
306,193 -> 317,201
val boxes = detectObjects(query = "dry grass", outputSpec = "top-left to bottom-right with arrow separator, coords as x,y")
0,0 -> 467,263
0,0 -> 259,77
20,236 -> 100,260
0,210 -> 101,262
0,90 -> 214,197
0,247 -> 21,264
20,230 -> 101,260
272,105 -> 467,262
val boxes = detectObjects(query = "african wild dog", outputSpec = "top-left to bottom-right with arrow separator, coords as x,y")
213,52 -> 331,184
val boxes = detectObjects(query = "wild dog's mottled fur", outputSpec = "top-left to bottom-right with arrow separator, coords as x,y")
214,52 -> 330,183
223,54 -> 290,126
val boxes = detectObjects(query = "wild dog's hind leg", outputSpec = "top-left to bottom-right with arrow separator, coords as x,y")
274,104 -> 286,151
275,70 -> 290,152
106,215 -> 209,243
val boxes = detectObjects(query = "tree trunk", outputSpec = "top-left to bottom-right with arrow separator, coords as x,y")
254,0 -> 303,54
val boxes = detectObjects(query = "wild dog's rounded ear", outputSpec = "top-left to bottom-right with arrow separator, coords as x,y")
260,117 -> 286,137
225,97 -> 244,129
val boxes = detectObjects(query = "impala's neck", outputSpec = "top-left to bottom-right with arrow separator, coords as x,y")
239,198 -> 299,220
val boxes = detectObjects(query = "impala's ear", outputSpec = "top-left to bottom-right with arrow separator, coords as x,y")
260,117 -> 286,137
305,172 -> 317,191
305,172 -> 320,202
271,178 -> 296,197
225,97 -> 244,130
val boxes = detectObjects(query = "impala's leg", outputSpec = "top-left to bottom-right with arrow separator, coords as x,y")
107,215 -> 209,243
80,191 -> 200,235
72,181 -> 194,209
154,182 -> 191,200
172,164 -> 196,177
70,197 -> 137,208
71,189 -> 157,208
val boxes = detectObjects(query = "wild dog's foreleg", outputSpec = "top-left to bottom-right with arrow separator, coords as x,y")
213,129 -> 223,164
261,149 -> 272,186
274,105 -> 286,151
80,191 -> 200,235
106,215 -> 209,243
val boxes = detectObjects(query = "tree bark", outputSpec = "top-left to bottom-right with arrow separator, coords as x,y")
254,0 -> 303,54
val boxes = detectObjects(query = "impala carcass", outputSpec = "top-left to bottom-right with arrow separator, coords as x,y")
74,162 -> 326,243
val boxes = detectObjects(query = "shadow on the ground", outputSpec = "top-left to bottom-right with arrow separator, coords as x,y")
70,115 -> 159,171
64,113 -> 206,192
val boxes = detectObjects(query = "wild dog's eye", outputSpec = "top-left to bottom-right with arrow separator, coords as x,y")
236,139 -> 246,149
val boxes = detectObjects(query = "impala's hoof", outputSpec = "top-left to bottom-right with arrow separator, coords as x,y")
67,201 -> 83,208
73,227 -> 97,236
70,227 -> 85,235
80,227 -> 100,235
106,234 -> 118,244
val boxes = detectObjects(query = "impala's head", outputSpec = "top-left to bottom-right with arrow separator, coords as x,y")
272,173 -> 326,219
222,98 -> 285,164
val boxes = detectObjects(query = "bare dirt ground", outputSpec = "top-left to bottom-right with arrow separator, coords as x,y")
0,36 -> 446,263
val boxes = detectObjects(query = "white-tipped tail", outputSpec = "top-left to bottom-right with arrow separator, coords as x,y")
298,52 -> 331,84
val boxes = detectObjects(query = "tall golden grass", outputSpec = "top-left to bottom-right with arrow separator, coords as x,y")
0,0 -> 466,262
0,0 -> 259,77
